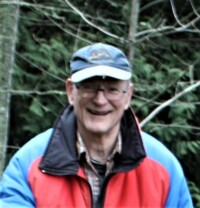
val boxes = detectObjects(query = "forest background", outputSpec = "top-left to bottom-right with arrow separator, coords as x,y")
0,0 -> 200,206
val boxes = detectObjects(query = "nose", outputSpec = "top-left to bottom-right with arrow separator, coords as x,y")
93,89 -> 108,104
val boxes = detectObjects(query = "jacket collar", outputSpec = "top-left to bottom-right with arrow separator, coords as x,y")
39,105 -> 146,175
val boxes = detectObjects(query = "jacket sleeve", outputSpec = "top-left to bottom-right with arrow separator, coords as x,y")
164,158 -> 193,208
141,131 -> 194,208
0,129 -> 53,208
0,152 -> 35,208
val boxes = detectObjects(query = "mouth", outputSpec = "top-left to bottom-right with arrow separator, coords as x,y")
88,109 -> 112,116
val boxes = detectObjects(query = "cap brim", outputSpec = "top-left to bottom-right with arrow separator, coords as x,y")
71,65 -> 131,82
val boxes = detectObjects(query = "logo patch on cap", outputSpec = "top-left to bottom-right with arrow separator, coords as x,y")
89,49 -> 111,61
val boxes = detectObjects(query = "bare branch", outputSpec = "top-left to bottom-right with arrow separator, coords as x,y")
190,0 -> 200,17
169,0 -> 185,27
147,123 -> 200,131
170,0 -> 200,30
0,89 -> 66,96
140,0 -> 165,12
0,145 -> 20,150
37,9 -> 93,44
63,0 -> 124,42
0,1 -> 70,13
140,81 -> 200,127
137,0 -> 200,42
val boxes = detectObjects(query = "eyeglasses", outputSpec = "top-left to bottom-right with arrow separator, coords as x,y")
75,82 -> 128,101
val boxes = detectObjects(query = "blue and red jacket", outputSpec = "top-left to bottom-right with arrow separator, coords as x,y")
0,106 -> 193,207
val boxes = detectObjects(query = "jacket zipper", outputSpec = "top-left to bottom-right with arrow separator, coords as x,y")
95,173 -> 115,208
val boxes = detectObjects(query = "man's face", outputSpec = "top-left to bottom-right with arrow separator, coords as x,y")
66,77 -> 133,137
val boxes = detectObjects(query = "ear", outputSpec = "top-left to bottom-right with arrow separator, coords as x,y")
65,78 -> 74,105
124,83 -> 134,110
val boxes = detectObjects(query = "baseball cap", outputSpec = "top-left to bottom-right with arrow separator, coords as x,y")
70,43 -> 132,82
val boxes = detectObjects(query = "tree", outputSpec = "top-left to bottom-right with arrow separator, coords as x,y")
0,0 -> 20,176
127,0 -> 140,67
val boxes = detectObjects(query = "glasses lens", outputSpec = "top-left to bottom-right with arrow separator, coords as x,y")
105,90 -> 122,101
75,83 -> 126,100
75,84 -> 93,98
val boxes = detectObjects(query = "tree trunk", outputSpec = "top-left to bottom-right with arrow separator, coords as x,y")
127,0 -> 140,69
0,0 -> 20,176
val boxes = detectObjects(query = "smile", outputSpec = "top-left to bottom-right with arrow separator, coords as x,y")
88,109 -> 112,115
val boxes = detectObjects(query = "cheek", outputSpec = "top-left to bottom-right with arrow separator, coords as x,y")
117,96 -> 131,110
72,96 -> 87,114
124,100 -> 130,110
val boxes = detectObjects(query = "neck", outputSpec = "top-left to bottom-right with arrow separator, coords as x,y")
78,128 -> 119,164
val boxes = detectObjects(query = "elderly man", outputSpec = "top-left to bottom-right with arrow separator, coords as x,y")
0,43 -> 193,207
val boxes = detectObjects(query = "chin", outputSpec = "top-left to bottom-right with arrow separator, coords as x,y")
85,125 -> 109,135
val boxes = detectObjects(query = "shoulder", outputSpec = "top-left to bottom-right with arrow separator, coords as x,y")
0,129 -> 54,207
5,128 -> 53,177
17,128 -> 53,158
141,132 -> 193,207
141,131 -> 183,174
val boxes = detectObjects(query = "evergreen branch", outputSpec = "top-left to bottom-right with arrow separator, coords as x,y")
15,51 -> 66,83
43,12 -> 92,44
28,0 -> 93,44
140,81 -> 200,127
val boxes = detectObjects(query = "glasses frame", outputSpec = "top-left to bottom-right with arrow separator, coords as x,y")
74,82 -> 128,101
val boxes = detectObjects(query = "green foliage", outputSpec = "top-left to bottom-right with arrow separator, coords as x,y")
174,140 -> 200,157
29,98 -> 44,117
189,181 -> 200,208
